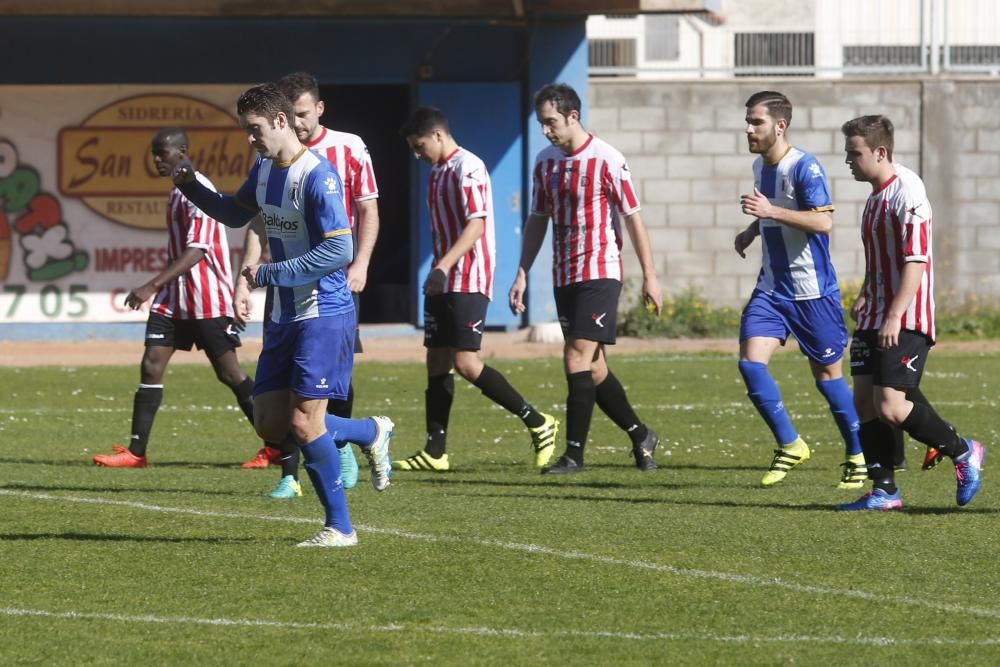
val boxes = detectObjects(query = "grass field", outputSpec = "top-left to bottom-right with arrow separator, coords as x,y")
2,350 -> 999,666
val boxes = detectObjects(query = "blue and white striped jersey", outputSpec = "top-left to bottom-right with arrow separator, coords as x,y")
236,148 -> 353,323
752,146 -> 838,301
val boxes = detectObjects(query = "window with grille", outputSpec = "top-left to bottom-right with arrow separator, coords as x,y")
734,32 -> 815,76
843,45 -> 922,67
589,38 -> 637,70
949,45 -> 1000,66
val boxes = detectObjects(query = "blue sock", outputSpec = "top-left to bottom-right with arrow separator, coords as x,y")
324,414 -> 377,448
300,432 -> 352,533
738,360 -> 798,446
816,378 -> 863,456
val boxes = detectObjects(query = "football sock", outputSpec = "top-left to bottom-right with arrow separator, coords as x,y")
301,432 -> 352,534
858,419 -> 895,484
425,373 -> 454,457
565,371 -> 596,464
324,414 -> 378,448
231,377 -> 255,424
128,384 -> 163,457
327,383 -> 354,420
900,401 -> 966,458
815,378 -> 862,456
473,365 -> 544,428
595,371 -> 648,446
278,434 -> 299,480
738,361 -> 798,446
892,425 -> 906,468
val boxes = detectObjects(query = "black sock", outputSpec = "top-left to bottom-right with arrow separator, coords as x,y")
128,385 -> 163,457
231,377 -> 255,424
327,383 -> 354,420
891,424 -> 905,468
901,402 -> 966,458
858,419 -> 895,487
595,371 -> 647,446
473,365 -> 543,428
425,373 -> 454,458
278,434 -> 300,480
565,371 -> 595,464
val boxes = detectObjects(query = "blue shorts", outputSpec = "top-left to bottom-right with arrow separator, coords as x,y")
740,289 -> 847,365
254,312 -> 356,400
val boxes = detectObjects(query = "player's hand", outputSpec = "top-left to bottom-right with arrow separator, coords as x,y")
508,271 -> 527,315
643,276 -> 663,317
171,159 -> 196,186
849,295 -> 866,323
241,265 -> 262,290
740,186 -> 772,220
423,267 -> 447,296
734,229 -> 754,258
346,262 -> 369,293
124,283 -> 156,310
878,317 -> 902,350
233,280 -> 253,325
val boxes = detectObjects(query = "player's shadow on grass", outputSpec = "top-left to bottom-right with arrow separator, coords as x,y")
0,456 -> 253,470
1,482 -> 250,497
413,477 -> 694,491
0,532 -> 258,544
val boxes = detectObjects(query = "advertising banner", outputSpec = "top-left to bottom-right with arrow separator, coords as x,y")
0,85 -> 267,324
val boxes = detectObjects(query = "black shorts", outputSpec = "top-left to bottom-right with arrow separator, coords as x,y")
423,292 -> 489,350
264,286 -> 362,353
145,313 -> 240,359
554,279 -> 621,344
849,329 -> 930,388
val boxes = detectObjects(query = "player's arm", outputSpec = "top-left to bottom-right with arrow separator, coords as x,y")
508,213 -> 549,315
124,247 -> 207,310
879,260 -> 926,348
347,198 -> 379,293
850,274 -> 870,322
734,218 -> 760,258
173,162 -> 259,228
622,211 -> 663,315
424,216 -> 485,296
740,186 -> 833,233
233,216 -> 267,324
246,233 -> 353,289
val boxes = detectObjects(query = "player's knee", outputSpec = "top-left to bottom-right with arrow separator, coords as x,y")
453,352 -> 481,381
738,359 -> 767,385
875,398 -> 907,426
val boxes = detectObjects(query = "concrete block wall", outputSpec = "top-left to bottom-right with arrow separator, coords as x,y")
588,78 -> 992,310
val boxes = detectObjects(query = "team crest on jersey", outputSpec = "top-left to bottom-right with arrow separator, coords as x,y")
287,182 -> 299,202
324,175 -> 339,194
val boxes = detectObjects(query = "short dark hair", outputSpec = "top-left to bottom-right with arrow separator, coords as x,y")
399,106 -> 450,138
236,83 -> 293,125
277,72 -> 320,104
745,90 -> 793,124
842,114 -> 895,160
533,83 -> 581,119
152,127 -> 188,148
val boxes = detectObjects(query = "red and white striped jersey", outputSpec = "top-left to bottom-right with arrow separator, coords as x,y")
530,134 -> 640,287
151,172 -> 235,320
856,164 -> 936,341
305,126 -> 379,225
427,147 -> 495,298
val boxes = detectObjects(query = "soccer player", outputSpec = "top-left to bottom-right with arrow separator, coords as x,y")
394,106 -> 559,471
733,90 -> 866,489
92,128 -> 256,469
508,83 -> 662,475
172,83 -> 393,546
838,114 -> 985,510
238,72 -> 381,497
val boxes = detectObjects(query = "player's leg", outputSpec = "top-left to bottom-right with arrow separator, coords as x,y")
872,333 -> 984,506
794,294 -> 865,486
737,291 -> 807,486
94,314 -> 176,467
325,293 -> 361,488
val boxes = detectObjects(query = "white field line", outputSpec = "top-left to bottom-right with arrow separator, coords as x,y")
3,488 -> 1000,623
2,606 -> 1000,646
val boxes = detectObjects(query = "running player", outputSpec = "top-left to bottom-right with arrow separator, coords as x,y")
508,83 -> 662,475
734,90 -> 866,489
238,72 -> 381,497
173,83 -> 393,546
92,128 -> 255,469
394,106 -> 559,471
838,114 -> 985,510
